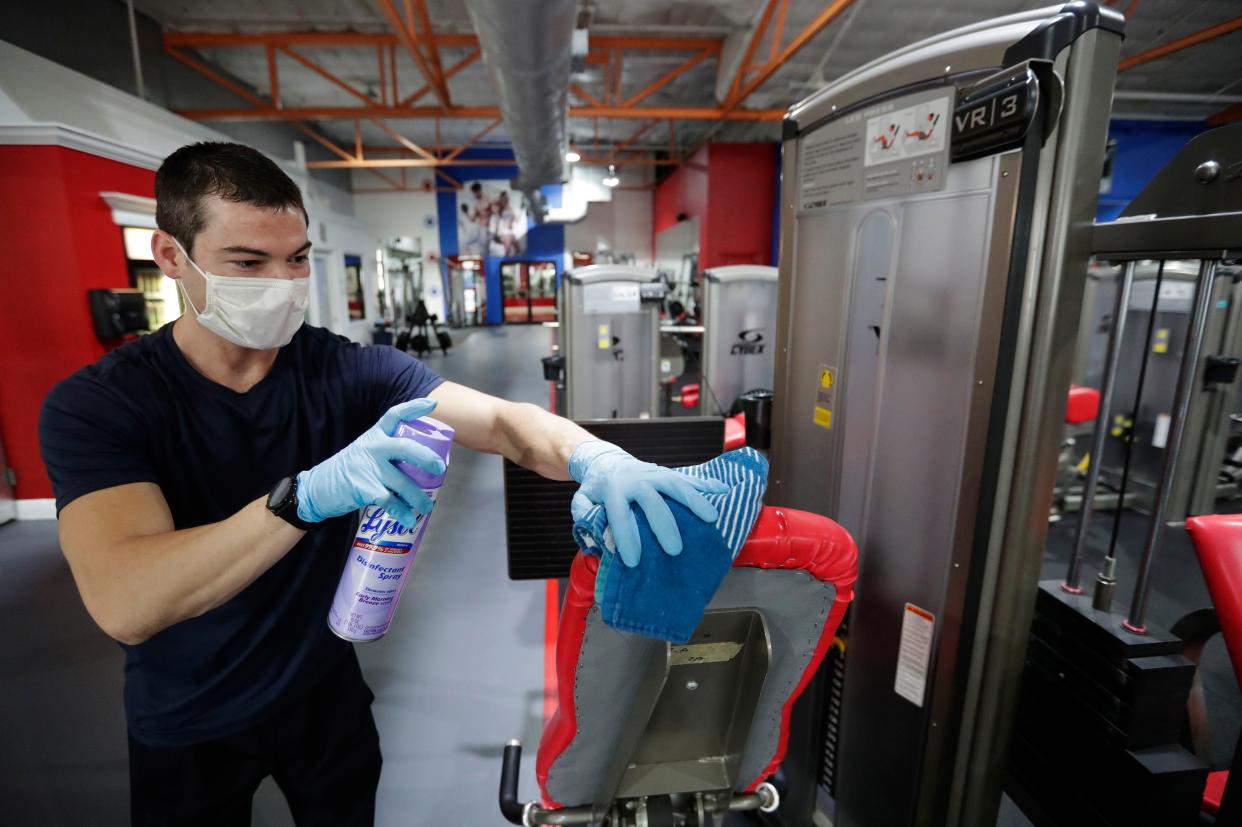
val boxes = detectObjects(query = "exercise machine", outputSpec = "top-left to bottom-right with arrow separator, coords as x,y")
697,265 -> 779,417
556,265 -> 663,420
769,3 -> 1123,824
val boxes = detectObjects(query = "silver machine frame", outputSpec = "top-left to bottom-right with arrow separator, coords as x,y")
559,265 -> 661,421
770,4 -> 1123,825
699,265 -> 780,416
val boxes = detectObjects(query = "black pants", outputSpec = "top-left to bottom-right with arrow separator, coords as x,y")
128,652 -> 382,826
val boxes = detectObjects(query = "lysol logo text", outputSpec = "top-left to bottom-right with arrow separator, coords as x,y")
358,506 -> 419,542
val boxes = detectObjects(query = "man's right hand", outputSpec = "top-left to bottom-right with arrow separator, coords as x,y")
296,398 -> 447,528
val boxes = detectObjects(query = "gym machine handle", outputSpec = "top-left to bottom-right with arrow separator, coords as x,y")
500,740 -> 525,824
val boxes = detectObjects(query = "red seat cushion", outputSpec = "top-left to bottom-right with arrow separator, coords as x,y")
536,506 -> 857,807
1065,384 -> 1100,424
1186,515 -> 1242,688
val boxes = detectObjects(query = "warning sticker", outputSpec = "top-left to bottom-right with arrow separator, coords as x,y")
894,603 -> 935,707
819,367 -> 835,390
813,406 -> 833,430
597,324 -> 611,350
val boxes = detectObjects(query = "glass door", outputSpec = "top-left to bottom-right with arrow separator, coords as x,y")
501,260 -> 559,324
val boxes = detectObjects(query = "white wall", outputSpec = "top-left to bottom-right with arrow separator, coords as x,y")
349,173 -> 443,259
564,189 -> 653,267
350,175 -> 446,325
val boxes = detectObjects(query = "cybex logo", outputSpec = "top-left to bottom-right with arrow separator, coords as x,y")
731,329 -> 766,356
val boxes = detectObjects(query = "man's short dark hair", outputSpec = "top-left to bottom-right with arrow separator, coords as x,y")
470,182 -> 482,193
155,142 -> 308,254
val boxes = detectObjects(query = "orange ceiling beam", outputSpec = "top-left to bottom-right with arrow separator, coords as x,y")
177,105 -> 784,121
621,47 -> 714,108
443,118 -> 503,161
1208,103 -> 1242,124
162,31 -> 720,53
369,118 -> 437,160
401,48 -> 480,106
1117,15 -> 1242,72
728,0 -> 782,103
569,83 -> 603,108
375,0 -> 450,106
280,46 -> 377,106
725,0 -> 858,111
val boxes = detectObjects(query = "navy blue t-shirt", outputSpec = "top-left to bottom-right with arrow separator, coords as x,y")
38,323 -> 442,746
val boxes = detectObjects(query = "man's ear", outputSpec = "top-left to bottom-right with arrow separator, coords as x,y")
151,230 -> 185,279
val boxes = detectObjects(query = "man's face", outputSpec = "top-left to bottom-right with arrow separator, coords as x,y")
152,195 -> 311,312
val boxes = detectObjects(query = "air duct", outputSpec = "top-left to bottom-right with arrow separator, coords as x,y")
464,0 -> 577,208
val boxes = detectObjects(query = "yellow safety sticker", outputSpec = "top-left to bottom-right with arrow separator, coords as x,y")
813,406 -> 833,430
597,324 -> 610,350
819,367 -> 835,390
1153,328 -> 1169,354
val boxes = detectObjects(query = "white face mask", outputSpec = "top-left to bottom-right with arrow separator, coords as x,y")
172,238 -> 310,350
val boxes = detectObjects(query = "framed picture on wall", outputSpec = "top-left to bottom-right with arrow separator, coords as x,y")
344,254 -> 365,321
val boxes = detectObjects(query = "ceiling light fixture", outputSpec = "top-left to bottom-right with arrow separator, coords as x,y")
602,164 -> 620,188
565,149 -> 581,163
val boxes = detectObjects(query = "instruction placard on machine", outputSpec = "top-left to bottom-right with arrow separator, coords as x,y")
582,282 -> 641,314
797,89 -> 952,214
894,603 -> 935,707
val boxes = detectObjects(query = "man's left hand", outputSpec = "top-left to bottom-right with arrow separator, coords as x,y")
569,440 -> 729,567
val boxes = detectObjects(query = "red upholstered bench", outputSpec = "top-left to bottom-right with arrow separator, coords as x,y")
1183,515 -> 1242,822
499,506 -> 857,825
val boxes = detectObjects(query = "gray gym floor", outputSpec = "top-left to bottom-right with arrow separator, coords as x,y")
0,324 -> 554,826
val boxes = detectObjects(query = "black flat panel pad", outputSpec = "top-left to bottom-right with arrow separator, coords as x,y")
504,417 -> 725,580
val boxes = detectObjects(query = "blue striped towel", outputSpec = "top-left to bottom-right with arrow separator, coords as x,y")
572,448 -> 769,643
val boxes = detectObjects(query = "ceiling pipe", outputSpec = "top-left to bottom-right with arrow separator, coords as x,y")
463,0 -> 577,220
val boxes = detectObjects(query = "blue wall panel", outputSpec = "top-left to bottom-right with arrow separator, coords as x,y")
1099,119 -> 1211,221
435,148 -> 564,324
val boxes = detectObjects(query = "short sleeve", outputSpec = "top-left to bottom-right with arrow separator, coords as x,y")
358,345 -> 445,420
39,374 -> 158,514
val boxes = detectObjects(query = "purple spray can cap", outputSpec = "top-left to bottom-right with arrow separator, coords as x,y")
394,415 -> 455,489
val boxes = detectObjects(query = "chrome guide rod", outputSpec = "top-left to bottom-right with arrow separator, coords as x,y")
1125,259 -> 1220,633
1063,261 -> 1136,593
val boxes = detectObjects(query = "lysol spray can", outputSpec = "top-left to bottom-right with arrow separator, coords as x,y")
328,415 -> 455,642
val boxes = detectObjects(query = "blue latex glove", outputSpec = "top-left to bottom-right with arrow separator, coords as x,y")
569,440 -> 729,568
296,398 -> 446,528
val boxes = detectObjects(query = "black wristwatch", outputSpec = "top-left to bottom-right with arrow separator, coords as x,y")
267,475 -> 315,531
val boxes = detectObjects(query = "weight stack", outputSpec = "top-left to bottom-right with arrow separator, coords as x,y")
1005,581 -> 1208,826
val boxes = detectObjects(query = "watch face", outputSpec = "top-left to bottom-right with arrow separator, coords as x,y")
269,476 -> 293,508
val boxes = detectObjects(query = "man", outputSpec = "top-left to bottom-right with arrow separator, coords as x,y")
38,142 -> 724,825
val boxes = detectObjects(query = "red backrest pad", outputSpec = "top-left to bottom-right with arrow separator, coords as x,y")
1186,514 -> 1242,688
536,506 -> 858,807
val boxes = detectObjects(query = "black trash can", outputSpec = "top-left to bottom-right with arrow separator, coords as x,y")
541,354 -> 565,383
738,389 -> 774,450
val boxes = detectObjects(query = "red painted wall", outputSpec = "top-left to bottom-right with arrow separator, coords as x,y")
704,143 -> 777,269
651,142 -> 775,271
0,145 -> 154,499
652,145 -> 709,257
